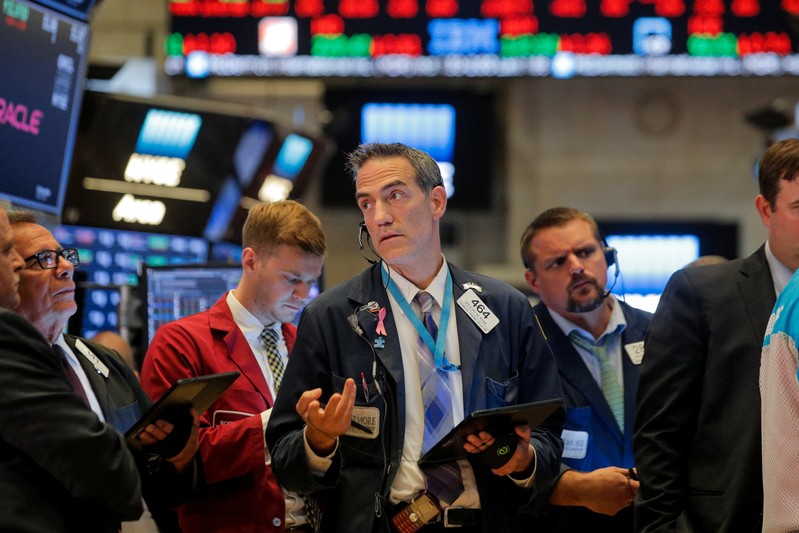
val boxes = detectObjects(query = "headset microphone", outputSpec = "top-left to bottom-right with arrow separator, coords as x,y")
347,314 -> 363,336
347,312 -> 383,396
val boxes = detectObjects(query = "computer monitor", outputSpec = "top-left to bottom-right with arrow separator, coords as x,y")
140,262 -> 322,351
0,0 -> 89,216
141,263 -> 243,347
601,220 -> 738,313
322,88 -> 497,210
57,224 -> 209,340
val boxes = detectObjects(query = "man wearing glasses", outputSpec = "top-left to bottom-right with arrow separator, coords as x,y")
7,210 -> 205,531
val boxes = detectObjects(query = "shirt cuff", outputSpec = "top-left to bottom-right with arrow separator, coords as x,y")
303,425 -> 337,475
508,443 -> 537,488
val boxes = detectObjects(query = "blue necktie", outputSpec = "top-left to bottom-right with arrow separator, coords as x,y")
415,291 -> 464,505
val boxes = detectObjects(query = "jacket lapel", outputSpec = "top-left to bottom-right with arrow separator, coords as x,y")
449,266 -> 484,414
534,306 -> 623,438
209,297 -> 274,405
347,268 -> 403,386
739,246 -> 776,343
618,302 -> 646,438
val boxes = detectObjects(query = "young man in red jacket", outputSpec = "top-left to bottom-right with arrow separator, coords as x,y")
142,200 -> 326,532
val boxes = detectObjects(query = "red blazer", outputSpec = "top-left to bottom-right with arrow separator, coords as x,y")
141,294 -> 295,533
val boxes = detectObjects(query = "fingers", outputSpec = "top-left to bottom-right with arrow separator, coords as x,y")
136,418 -> 174,445
296,388 -> 323,417
302,379 -> 356,456
513,424 -> 531,440
627,476 -> 640,496
463,431 -> 495,454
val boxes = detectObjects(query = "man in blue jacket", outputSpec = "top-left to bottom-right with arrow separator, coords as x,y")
267,143 -> 564,533
520,207 -> 651,531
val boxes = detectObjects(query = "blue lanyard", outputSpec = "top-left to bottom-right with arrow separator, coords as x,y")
381,266 -> 459,372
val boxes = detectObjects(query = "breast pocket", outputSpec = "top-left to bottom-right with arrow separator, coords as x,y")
114,401 -> 141,434
484,371 -> 519,409
331,373 -> 386,464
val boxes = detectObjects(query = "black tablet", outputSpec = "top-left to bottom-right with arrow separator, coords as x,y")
417,398 -> 563,466
125,371 -> 240,450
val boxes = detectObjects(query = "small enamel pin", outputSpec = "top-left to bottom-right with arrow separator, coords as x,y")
374,307 -> 387,348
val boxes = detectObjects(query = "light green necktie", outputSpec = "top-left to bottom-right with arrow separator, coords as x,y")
569,330 -> 625,432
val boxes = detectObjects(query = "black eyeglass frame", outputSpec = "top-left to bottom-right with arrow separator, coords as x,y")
23,248 -> 80,270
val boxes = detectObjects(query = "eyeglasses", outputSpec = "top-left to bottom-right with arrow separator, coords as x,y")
24,248 -> 80,270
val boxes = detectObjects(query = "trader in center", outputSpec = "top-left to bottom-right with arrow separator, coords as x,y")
519,207 -> 651,531
266,142 -> 565,533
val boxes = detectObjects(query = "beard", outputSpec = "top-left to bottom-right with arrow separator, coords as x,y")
566,277 -> 605,313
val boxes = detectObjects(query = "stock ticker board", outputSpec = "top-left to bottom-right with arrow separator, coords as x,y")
164,0 -> 799,78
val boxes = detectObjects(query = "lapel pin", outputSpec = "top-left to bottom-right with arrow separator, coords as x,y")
462,282 -> 483,293
374,307 -> 387,348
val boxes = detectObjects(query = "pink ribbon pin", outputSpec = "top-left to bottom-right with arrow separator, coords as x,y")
376,307 -> 387,336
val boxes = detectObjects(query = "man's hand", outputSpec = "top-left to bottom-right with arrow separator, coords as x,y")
296,379 -> 356,456
463,424 -> 535,476
549,466 -> 639,515
136,408 -> 200,473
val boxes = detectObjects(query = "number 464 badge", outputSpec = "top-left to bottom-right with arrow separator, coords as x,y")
457,288 -> 499,334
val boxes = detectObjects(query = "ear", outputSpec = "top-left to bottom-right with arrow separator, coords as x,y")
241,247 -> 258,274
755,194 -> 773,228
524,268 -> 541,295
430,185 -> 447,221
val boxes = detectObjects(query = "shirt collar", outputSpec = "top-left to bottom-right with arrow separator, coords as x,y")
548,295 -> 627,343
53,332 -> 78,364
226,291 -> 279,343
765,240 -> 795,298
383,256 -> 449,308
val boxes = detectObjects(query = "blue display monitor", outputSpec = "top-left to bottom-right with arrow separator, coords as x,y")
601,220 -> 737,313
361,102 -> 457,198
322,89 -> 496,209
58,224 -> 209,339
605,234 -> 699,313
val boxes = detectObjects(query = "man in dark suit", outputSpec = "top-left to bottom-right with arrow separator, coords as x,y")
0,206 -> 140,531
266,143 -> 565,533
633,138 -> 799,532
519,207 -> 650,531
142,200 -> 326,533
7,211 -> 203,531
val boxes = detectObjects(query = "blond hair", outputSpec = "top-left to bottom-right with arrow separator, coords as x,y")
242,200 -> 326,257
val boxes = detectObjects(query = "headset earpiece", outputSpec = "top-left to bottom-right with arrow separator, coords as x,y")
602,245 -> 620,297
357,221 -> 379,265
603,246 -> 617,268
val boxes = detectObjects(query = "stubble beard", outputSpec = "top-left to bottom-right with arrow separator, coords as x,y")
565,279 -> 605,313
